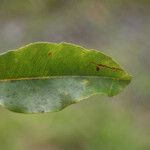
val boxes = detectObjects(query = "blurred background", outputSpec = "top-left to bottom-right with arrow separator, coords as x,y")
0,0 -> 150,150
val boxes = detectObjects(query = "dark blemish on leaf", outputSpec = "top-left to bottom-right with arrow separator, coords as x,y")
12,92 -> 16,96
91,61 -> 123,72
39,109 -> 45,113
96,66 -> 100,71
48,51 -> 52,56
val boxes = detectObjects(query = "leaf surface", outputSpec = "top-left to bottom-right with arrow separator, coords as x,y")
0,42 -> 131,113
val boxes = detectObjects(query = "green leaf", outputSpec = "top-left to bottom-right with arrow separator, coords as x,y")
0,42 -> 132,113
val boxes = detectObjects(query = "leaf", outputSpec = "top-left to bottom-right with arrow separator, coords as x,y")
0,42 -> 132,113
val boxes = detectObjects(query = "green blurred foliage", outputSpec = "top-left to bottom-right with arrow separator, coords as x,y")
0,0 -> 150,150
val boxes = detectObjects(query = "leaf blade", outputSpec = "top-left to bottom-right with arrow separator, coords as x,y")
0,42 -> 132,113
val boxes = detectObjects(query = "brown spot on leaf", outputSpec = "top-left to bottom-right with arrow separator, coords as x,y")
96,66 -> 100,71
90,61 -> 123,72
48,51 -> 52,56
